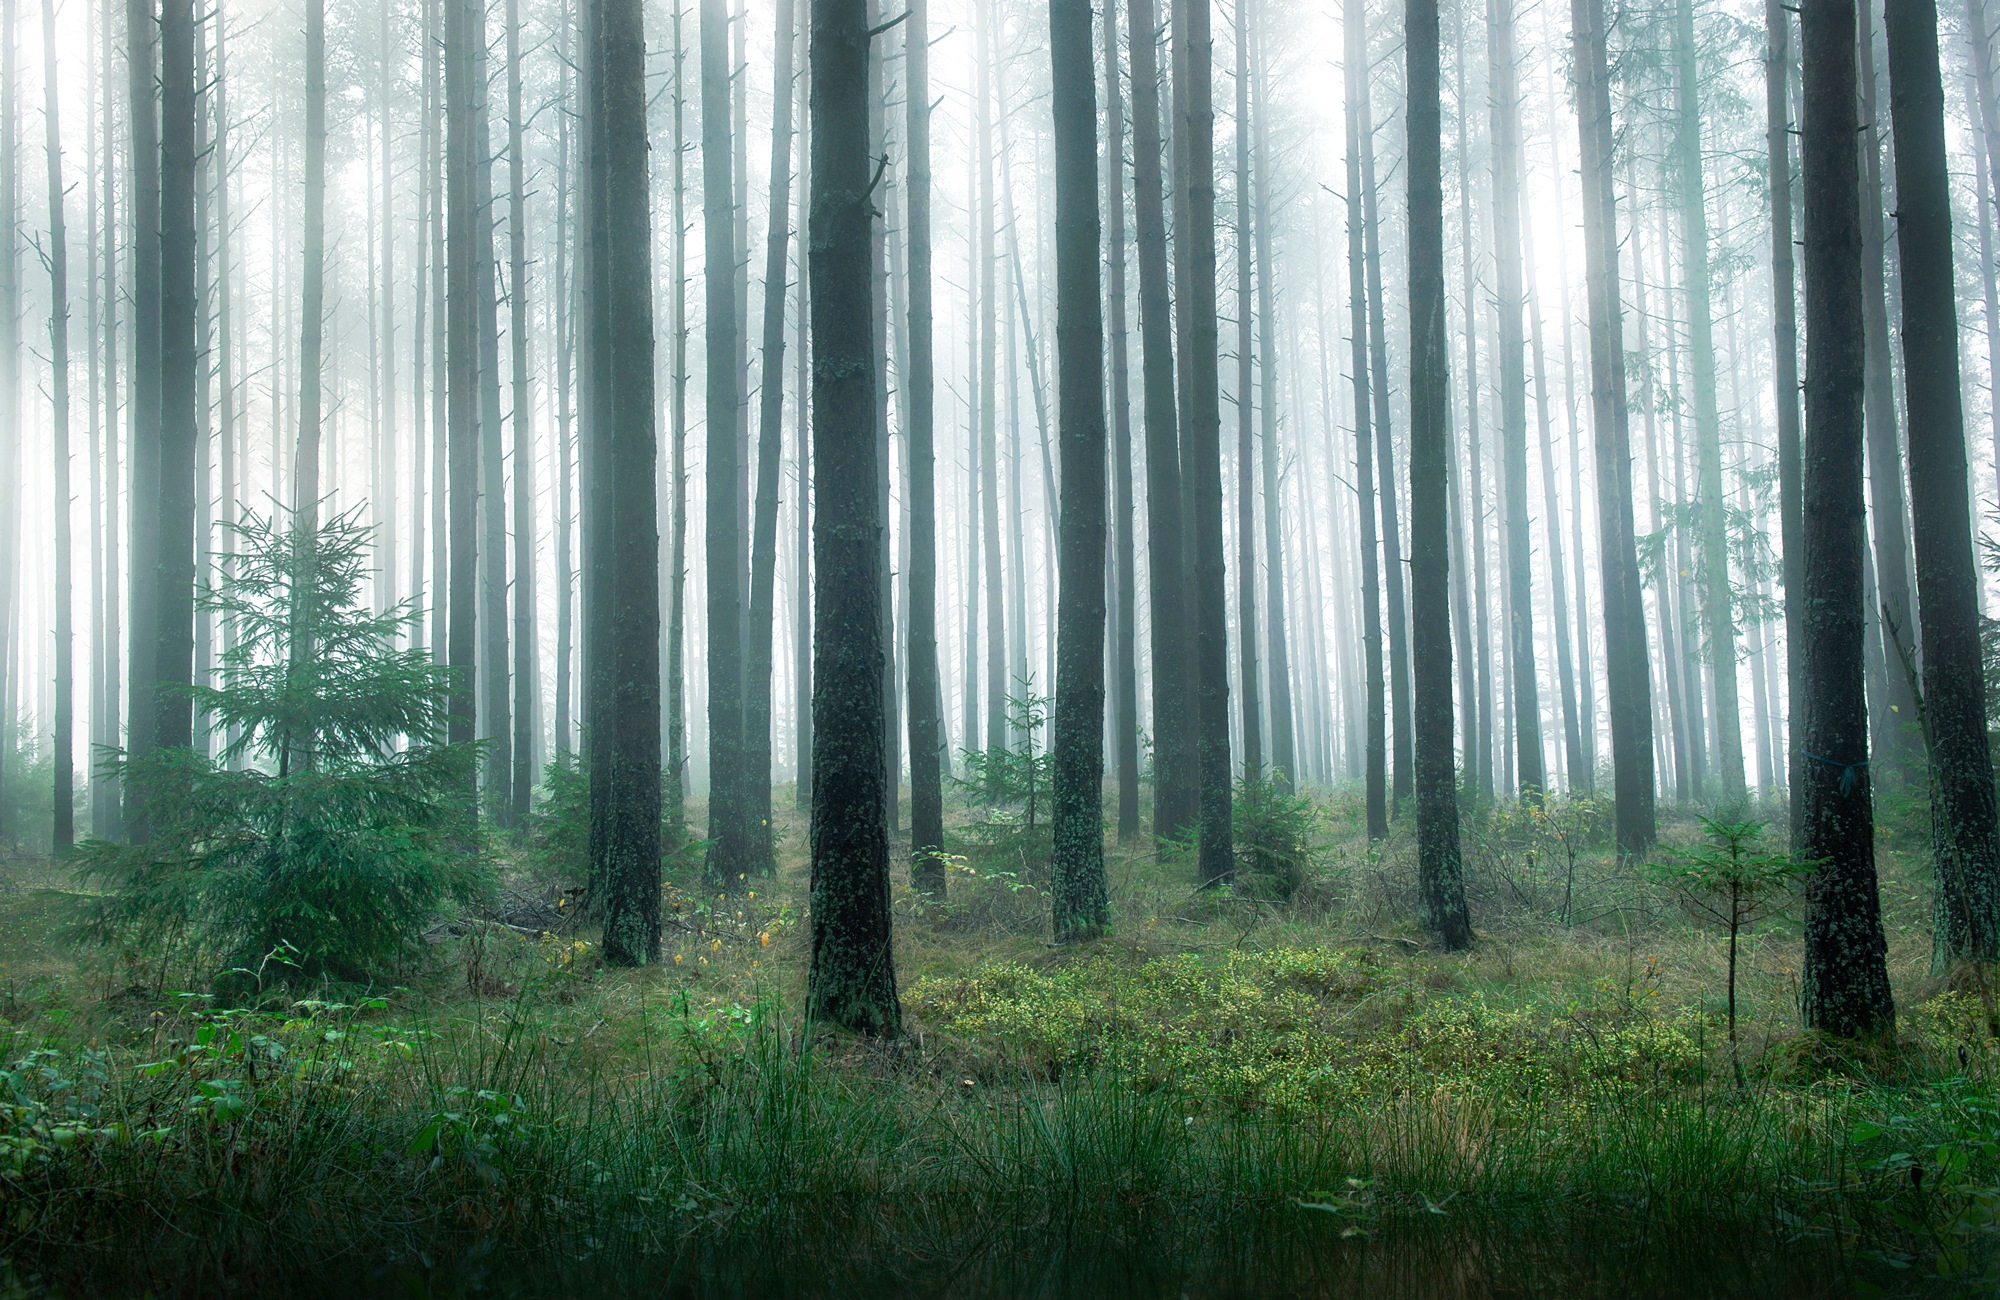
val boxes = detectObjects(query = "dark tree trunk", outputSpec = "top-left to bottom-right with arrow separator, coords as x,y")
1175,0 -> 1234,885
0,0 -> 15,847
1882,0 -> 2000,962
1407,0 -> 1471,949
123,0 -> 160,836
1766,0 -> 1804,834
1572,0 -> 1655,857
1346,0 -> 1387,839
155,0 -> 197,757
1128,0 -> 1192,845
44,0 -> 71,852
793,46 -> 812,806
505,0 -> 537,822
1488,0 -> 1544,800
703,0 -> 749,886
553,12 -> 574,752
977,0 -> 1005,768
1105,0 -> 1141,838
904,0 -> 947,882
1798,0 -> 1895,1038
667,0 -> 690,823
1048,0 -> 1110,941
95,0 -> 122,832
806,0 -> 901,1036
747,0 -> 799,878
1451,2 -> 1491,804
592,0 -> 663,965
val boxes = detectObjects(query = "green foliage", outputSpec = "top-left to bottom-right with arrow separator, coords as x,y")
0,717 -> 58,853
952,684 -> 1055,872
78,509 -> 488,985
1231,774 -> 1319,901
521,750 -> 702,895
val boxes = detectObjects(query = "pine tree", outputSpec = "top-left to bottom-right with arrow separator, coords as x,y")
43,0 -> 72,853
1345,0 -> 1387,839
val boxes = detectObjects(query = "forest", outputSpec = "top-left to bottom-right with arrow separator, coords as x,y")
0,0 -> 1997,1287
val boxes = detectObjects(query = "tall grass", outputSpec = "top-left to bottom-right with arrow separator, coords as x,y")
2,992 -> 1989,1296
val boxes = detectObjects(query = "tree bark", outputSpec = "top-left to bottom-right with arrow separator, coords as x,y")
445,0 -> 479,762
1767,0 -> 1804,832
1572,0 -> 1656,857
122,0 -> 161,836
505,0 -> 537,821
1882,0 -> 2000,962
1346,0 -> 1387,839
44,0 -> 72,852
474,4 -> 512,819
1128,0 -> 1193,845
592,0 -> 664,965
806,0 -> 901,1035
1408,0 -> 1472,948
1232,0 -> 1263,782
1105,0 -> 1141,837
1798,0 -> 1895,1038
155,0 -> 198,757
1249,6 -> 1294,793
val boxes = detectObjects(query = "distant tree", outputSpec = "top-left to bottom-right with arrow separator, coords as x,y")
1345,0 -> 1387,840
42,0 -> 72,854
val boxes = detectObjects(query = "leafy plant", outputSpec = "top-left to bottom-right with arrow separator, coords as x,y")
1232,774 -> 1318,901
953,683 -> 1056,874
79,508 -> 489,986
1645,818 -> 1805,1083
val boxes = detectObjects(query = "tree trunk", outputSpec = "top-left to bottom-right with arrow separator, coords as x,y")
977,0 -> 1005,768
1232,0 -> 1263,782
1798,0 -> 1895,1038
154,0 -> 197,760
0,0 -> 15,846
505,0 -> 537,821
667,0 -> 690,822
1883,0 -> 2000,962
1128,0 -> 1192,845
1048,0 -> 1110,941
904,0 -> 946,881
553,10 -> 573,752
793,39 -> 812,805
1452,2 -> 1491,803
1249,6 -> 1293,794
703,0 -> 749,886
592,0 -> 663,964
44,0 -> 71,852
1105,0 -> 1141,837
1673,0 -> 1746,805
1572,0 -> 1656,857
474,8 -> 512,820
1489,0 -> 1544,800
1174,0 -> 1235,884
121,0 -> 160,835
445,0 -> 479,761
1767,0 -> 1805,832
1346,0 -> 1387,839
806,0 -> 901,1036
1408,0 -> 1472,949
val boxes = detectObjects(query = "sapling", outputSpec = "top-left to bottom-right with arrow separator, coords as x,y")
1646,818 -> 1805,1084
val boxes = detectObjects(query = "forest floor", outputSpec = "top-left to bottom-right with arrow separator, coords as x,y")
2,784 -> 1999,1296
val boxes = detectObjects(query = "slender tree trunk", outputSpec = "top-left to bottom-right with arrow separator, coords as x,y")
1488,0 -> 1544,800
123,0 -> 161,834
793,35 -> 811,804
1768,0 -> 1805,833
904,0 -> 946,880
553,12 -> 574,751
44,0 -> 71,852
94,0 -> 121,830
445,0 -> 479,761
667,0 -> 690,821
977,0 -> 1005,766
300,0 -> 327,524
1572,0 -> 1656,857
1798,0 -> 1895,1038
748,0 -> 799,877
153,0 -> 197,762
473,7 -> 512,819
1673,0 -> 1746,805
377,0 -> 397,617
1129,0 -> 1192,844
1105,0 -> 1141,837
1856,0 -> 1920,784
1408,0 -> 1471,948
1175,0 -> 1234,883
1452,3 -> 1491,803
1525,226 -> 1583,793
0,0 -> 16,846
1883,0 -> 2000,962
1249,7 -> 1293,793
1346,0 -> 1387,839
1357,51 -> 1413,815
1232,0 -> 1262,782
806,0 -> 901,1035
505,0 -> 536,819
702,0 -> 749,885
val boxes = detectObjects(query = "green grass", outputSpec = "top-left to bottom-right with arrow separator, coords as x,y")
1,787 -> 1998,1296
